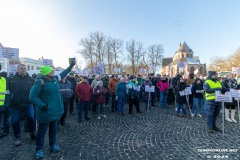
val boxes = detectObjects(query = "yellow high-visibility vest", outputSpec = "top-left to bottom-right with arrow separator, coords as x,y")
0,77 -> 6,106
205,79 -> 222,101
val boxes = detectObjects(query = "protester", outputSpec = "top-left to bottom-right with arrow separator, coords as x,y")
0,68 -> 10,139
91,75 -> 102,113
128,75 -> 142,114
66,72 -> 77,115
102,75 -> 110,107
142,77 -> 153,110
115,77 -> 127,115
156,76 -> 169,108
93,81 -> 107,119
59,77 -> 74,125
75,76 -> 91,123
191,78 -> 204,117
176,77 -> 188,117
204,71 -> 225,133
8,64 -> 36,146
108,74 -> 119,112
222,74 -> 240,123
29,61 -> 75,159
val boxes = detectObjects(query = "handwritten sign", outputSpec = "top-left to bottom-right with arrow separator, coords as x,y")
230,89 -> 240,98
136,85 -> 141,91
215,91 -> 232,103
145,85 -> 155,92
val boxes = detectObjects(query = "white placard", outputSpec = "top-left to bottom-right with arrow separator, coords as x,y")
145,85 -> 155,92
114,68 -> 120,73
179,87 -> 192,96
215,91 -> 232,102
136,85 -> 141,91
230,89 -> 240,98
8,64 -> 18,75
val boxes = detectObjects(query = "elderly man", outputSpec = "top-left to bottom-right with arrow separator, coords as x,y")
8,64 -> 35,146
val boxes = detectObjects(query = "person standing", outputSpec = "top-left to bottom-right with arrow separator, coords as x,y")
108,74 -> 119,112
156,76 -> 169,108
66,72 -> 77,115
176,77 -> 187,117
204,71 -> 224,133
59,77 -> 74,125
75,76 -> 91,123
29,61 -> 75,159
128,75 -> 142,114
91,75 -> 102,113
191,78 -> 204,117
8,64 -> 36,146
0,67 -> 10,139
115,77 -> 127,115
93,81 -> 107,119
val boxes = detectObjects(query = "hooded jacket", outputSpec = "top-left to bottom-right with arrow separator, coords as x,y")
29,66 -> 72,124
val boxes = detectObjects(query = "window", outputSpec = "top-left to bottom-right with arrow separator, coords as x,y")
27,65 -> 30,71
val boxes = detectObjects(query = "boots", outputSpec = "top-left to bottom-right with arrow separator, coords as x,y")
225,109 -> 233,122
231,109 -> 237,123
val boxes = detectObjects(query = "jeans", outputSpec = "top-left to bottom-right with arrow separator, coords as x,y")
69,95 -> 75,114
77,101 -> 89,120
118,98 -> 125,113
11,105 -> 35,137
192,98 -> 203,114
0,106 -> 10,133
111,95 -> 118,111
159,91 -> 168,108
97,104 -> 105,115
203,97 -> 208,114
177,103 -> 186,114
60,100 -> 69,123
36,119 -> 58,151
206,100 -> 221,129
129,96 -> 140,114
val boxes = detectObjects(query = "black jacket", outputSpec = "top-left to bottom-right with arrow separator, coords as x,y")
191,78 -> 204,99
176,82 -> 186,104
66,77 -> 77,91
8,73 -> 33,108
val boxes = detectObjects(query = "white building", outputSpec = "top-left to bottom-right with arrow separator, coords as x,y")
20,57 -> 44,71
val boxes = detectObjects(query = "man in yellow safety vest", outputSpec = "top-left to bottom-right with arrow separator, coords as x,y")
204,71 -> 226,133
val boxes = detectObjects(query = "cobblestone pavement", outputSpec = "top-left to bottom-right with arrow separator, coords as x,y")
0,102 -> 240,160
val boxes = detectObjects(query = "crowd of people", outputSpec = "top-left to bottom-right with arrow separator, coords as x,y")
0,62 -> 240,159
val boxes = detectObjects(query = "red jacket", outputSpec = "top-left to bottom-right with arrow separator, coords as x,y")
75,82 -> 91,102
108,78 -> 119,95
93,86 -> 107,104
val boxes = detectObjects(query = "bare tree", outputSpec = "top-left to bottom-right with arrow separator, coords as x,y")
90,32 -> 106,62
105,38 -> 113,73
78,37 -> 95,73
109,37 -> 124,68
147,44 -> 164,74
126,39 -> 144,74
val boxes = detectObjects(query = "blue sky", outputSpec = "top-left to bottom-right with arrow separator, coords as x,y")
0,0 -> 240,68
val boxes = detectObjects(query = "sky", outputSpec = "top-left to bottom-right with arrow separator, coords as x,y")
0,0 -> 240,69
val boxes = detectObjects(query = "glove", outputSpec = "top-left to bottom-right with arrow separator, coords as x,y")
221,88 -> 226,94
215,88 -> 221,91
42,104 -> 48,111
69,60 -> 76,68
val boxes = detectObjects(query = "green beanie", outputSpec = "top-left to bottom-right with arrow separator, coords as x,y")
40,66 -> 53,76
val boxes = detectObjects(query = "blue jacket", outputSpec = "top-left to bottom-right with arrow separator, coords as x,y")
59,80 -> 73,103
128,81 -> 138,98
115,82 -> 127,99
29,67 -> 72,124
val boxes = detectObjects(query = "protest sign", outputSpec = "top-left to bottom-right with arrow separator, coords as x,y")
145,85 -> 155,92
215,91 -> 232,103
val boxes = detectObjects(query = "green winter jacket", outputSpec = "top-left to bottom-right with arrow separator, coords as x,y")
29,67 -> 71,124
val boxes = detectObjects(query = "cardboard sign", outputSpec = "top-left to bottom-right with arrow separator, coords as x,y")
215,91 -> 232,102
145,85 -> 155,92
230,89 -> 240,98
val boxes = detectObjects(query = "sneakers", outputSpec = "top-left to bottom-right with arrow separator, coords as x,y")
197,114 -> 202,118
35,149 -> 44,159
191,113 -> 195,117
102,115 -> 107,118
15,136 -> 21,146
213,127 -> 222,132
50,144 -> 60,153
97,116 -> 101,120
208,128 -> 214,133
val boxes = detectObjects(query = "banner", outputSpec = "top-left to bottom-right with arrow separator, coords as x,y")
82,68 -> 89,77
230,89 -> 240,98
114,68 -> 121,73
139,68 -> 147,74
179,87 -> 192,96
150,65 -> 156,71
215,91 -> 232,103
93,67 -> 104,75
